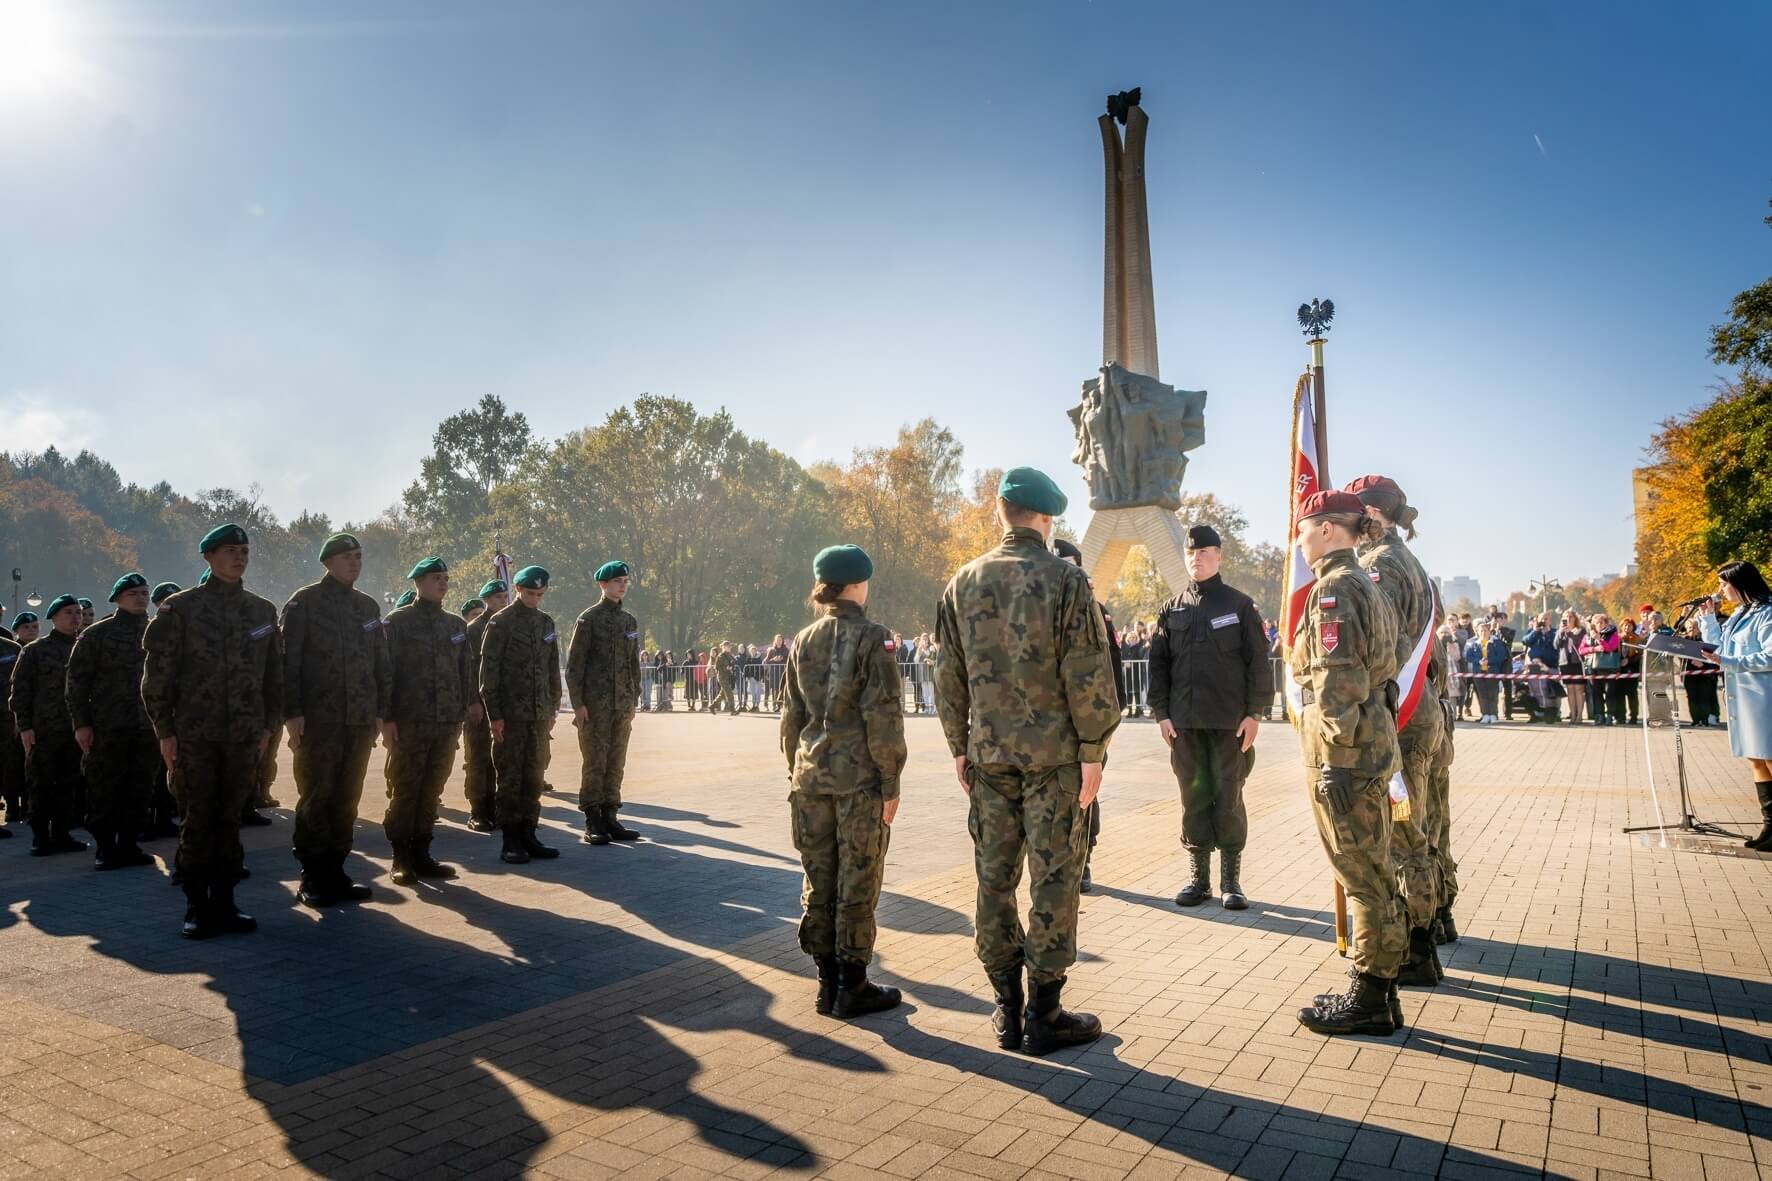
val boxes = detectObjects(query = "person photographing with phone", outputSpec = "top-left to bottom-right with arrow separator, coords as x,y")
1697,561 -> 1772,848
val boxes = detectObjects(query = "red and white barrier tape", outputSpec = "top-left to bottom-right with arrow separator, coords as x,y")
1454,670 -> 1718,681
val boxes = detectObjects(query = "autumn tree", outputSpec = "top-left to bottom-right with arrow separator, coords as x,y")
1105,492 -> 1284,628
402,395 -> 536,571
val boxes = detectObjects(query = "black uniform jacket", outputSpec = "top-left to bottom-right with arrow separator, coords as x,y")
1147,575 -> 1273,731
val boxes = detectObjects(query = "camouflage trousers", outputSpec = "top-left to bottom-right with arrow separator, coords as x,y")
493,719 -> 550,828
291,724 -> 375,867
1429,718 -> 1458,907
1309,771 -> 1407,979
790,787 -> 889,962
172,739 -> 258,882
257,724 -> 281,807
383,721 -> 459,848
82,728 -> 157,840
710,675 -> 735,715
462,714 -> 494,816
577,706 -> 635,813
1172,728 -> 1254,853
25,734 -> 81,833
1390,737 -> 1440,929
968,762 -> 1089,985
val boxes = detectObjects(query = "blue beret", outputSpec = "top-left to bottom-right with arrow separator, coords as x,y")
394,589 -> 416,608
479,579 -> 508,598
407,556 -> 448,580
13,611 -> 37,625
513,565 -> 549,589
594,560 -> 631,582
998,467 -> 1068,517
459,598 -> 485,615
45,594 -> 80,620
108,573 -> 148,602
812,544 -> 873,585
319,533 -> 361,561
150,581 -> 182,604
199,523 -> 250,553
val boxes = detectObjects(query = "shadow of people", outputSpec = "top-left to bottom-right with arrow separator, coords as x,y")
619,802 -> 742,829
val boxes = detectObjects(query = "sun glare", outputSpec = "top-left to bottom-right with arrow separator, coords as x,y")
0,0 -> 82,99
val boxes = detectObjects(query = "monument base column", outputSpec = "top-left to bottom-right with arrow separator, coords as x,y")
1077,506 -> 1190,595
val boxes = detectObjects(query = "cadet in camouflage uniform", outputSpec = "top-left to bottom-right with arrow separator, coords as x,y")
143,524 -> 282,939
480,565 -> 562,865
711,642 -> 738,715
66,573 -> 158,870
1288,491 -> 1407,1035
461,598 -> 485,625
1346,475 -> 1447,987
144,584 -> 183,839
934,468 -> 1121,1056
381,557 -> 471,885
1429,700 -> 1459,944
281,533 -> 390,907
463,578 -> 509,832
10,595 -> 88,856
567,560 -> 643,845
0,621 -> 25,839
781,544 -> 906,1018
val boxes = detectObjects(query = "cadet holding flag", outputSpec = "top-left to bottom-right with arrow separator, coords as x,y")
782,544 -> 906,1019
143,524 -> 282,939
463,578 -> 509,832
10,594 -> 87,856
65,572 -> 158,870
1288,491 -> 1407,1036
935,467 -> 1120,1056
567,560 -> 642,845
281,533 -> 389,908
381,558 -> 471,886
480,565 -> 562,866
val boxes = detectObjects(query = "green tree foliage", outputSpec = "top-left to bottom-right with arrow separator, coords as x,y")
1105,492 -> 1285,629
0,468 -> 138,608
401,394 -> 535,570
1709,193 -> 1772,377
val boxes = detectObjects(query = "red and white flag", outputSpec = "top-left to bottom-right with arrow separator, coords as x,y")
493,546 -> 512,590
1393,581 -> 1441,731
1281,372 -> 1320,718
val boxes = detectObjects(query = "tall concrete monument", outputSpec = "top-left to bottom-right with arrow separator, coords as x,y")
1072,89 -> 1207,593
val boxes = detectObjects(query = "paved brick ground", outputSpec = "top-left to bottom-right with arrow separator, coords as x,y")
1,711 -> 1769,1179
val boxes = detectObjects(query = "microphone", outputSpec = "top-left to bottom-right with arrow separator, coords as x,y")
1675,596 -> 1712,609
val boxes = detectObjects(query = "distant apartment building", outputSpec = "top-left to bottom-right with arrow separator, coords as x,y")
1435,575 -> 1482,608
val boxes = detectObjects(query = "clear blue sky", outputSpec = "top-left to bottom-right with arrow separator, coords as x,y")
2,0 -> 1767,601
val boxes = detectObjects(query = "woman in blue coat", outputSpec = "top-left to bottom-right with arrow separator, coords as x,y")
1698,560 -> 1772,848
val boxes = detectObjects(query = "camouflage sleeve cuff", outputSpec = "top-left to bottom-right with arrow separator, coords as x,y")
878,776 -> 900,802
1077,741 -> 1107,764
1320,745 -> 1361,769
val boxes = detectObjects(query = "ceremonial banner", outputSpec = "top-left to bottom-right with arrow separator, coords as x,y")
1393,581 -> 1441,731
1281,371 -> 1319,719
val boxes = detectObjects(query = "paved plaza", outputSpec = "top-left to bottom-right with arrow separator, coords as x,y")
1,711 -> 1770,1180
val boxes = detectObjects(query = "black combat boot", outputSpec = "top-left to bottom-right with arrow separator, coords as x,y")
988,967 -> 1024,1050
1297,972 -> 1396,1036
1220,850 -> 1248,910
814,955 -> 840,1016
582,810 -> 611,846
1021,977 -> 1101,1055
831,958 -> 901,1019
208,880 -> 257,935
412,839 -> 457,879
389,841 -> 416,886
296,861 -> 337,908
181,877 -> 214,939
500,825 -> 530,864
520,825 -> 559,859
1174,849 -> 1212,907
604,806 -> 639,841
49,822 -> 88,853
331,856 -> 373,901
1434,905 -> 1458,944
29,821 -> 51,857
240,807 -> 273,828
1748,783 -> 1772,850
1396,927 -> 1442,987
1080,859 -> 1093,894
467,809 -> 498,833
1388,979 -> 1405,1031
112,835 -> 154,868
93,829 -> 119,871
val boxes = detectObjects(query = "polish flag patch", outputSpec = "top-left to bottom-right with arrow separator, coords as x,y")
1319,595 -> 1337,609
1369,571 -> 1382,582
882,639 -> 897,651
1321,620 -> 1341,653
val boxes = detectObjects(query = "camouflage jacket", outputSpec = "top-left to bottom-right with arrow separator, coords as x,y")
478,600 -> 562,722
383,599 -> 471,724
465,612 -> 493,707
280,574 -> 389,727
934,527 -> 1121,767
142,578 -> 282,744
10,628 -> 76,736
1289,548 -> 1399,776
1357,528 -> 1445,750
0,636 -> 17,739
565,597 -> 641,712
66,609 -> 152,732
780,600 -> 907,799
715,650 -> 736,681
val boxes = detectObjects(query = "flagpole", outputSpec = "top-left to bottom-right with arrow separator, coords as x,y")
1309,336 -> 1329,486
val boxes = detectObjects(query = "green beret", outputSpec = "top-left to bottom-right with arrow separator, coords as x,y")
77,597 -> 94,610
199,523 -> 250,553
812,544 -> 873,585
13,611 -> 37,625
150,582 -> 182,605
594,560 -> 631,582
459,598 -> 485,615
407,556 -> 447,580
198,569 -> 211,585
479,579 -> 508,598
108,573 -> 148,602
319,533 -> 361,561
513,565 -> 549,589
394,589 -> 416,608
998,467 -> 1068,517
45,594 -> 80,620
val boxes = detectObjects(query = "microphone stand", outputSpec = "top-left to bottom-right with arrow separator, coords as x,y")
1622,604 -> 1743,841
